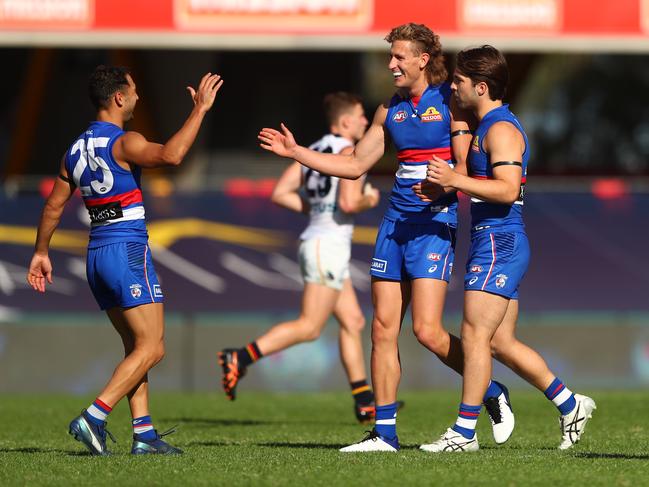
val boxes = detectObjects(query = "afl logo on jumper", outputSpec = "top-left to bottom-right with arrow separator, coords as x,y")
427,253 -> 442,261
471,265 -> 483,273
420,106 -> 443,122
393,111 -> 408,123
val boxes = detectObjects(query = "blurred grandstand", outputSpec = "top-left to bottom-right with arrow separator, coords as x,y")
1,0 -> 648,394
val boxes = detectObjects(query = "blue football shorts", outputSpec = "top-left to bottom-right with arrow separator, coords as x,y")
464,230 -> 530,299
86,241 -> 164,310
370,216 -> 456,281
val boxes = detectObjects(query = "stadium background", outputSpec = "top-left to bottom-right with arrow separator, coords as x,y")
1,0 -> 648,396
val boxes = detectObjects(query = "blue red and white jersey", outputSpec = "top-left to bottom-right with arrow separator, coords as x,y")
384,83 -> 457,224
64,121 -> 148,247
468,104 -> 528,232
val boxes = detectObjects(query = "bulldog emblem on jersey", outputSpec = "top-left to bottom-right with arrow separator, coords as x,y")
495,274 -> 508,289
130,284 -> 143,298
392,110 -> 408,123
420,106 -> 443,122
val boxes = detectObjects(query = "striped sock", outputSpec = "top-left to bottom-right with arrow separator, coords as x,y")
237,342 -> 263,368
544,377 -> 576,415
350,380 -> 374,405
374,402 -> 398,439
85,398 -> 112,426
132,415 -> 157,441
452,403 -> 481,439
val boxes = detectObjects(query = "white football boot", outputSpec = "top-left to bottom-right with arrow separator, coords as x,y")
483,381 -> 515,444
558,394 -> 597,450
339,429 -> 400,452
420,428 -> 479,453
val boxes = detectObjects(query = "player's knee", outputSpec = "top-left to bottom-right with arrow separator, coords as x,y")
295,318 -> 322,342
152,343 -> 165,365
371,316 -> 398,345
413,325 -> 447,353
142,342 -> 165,368
302,326 -> 322,342
342,313 -> 365,334
490,335 -> 514,359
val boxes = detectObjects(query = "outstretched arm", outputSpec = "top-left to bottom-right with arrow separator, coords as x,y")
114,72 -> 224,168
259,105 -> 388,180
27,157 -> 75,293
271,161 -> 309,214
427,122 -> 524,204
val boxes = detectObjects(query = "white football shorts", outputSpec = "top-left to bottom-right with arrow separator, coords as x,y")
298,236 -> 351,290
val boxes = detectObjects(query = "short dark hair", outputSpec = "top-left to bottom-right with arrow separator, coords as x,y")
385,23 -> 447,86
88,65 -> 131,110
456,45 -> 508,101
323,92 -> 363,126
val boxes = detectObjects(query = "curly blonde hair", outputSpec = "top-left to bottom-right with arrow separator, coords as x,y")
385,23 -> 447,85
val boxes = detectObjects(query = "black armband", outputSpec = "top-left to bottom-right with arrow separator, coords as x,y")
59,174 -> 76,187
491,161 -> 522,168
451,129 -> 474,138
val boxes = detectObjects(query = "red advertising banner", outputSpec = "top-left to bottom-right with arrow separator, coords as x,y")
174,0 -> 374,32
0,0 -> 647,48
0,0 -> 92,29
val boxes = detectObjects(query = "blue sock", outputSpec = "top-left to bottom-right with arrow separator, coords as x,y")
374,402 -> 398,439
483,380 -> 504,402
132,415 -> 157,441
544,377 -> 576,415
452,403 -> 481,439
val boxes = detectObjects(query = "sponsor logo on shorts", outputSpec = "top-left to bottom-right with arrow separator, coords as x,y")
130,284 -> 142,298
428,265 -> 438,273
371,258 -> 387,273
153,284 -> 163,297
471,265 -> 483,273
495,274 -> 508,289
420,106 -> 443,122
392,110 -> 408,123
468,276 -> 479,285
427,253 -> 442,261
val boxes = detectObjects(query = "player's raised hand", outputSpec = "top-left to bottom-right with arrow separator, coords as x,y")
412,179 -> 444,202
427,155 -> 457,187
363,181 -> 381,207
258,123 -> 298,159
26,253 -> 53,293
187,72 -> 224,113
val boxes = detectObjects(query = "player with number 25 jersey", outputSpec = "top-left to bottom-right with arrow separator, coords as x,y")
65,121 -> 156,309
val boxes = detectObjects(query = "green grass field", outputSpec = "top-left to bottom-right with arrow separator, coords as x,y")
1,391 -> 647,486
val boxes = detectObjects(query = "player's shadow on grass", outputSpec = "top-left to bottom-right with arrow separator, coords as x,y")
573,452 -> 649,460
0,447 -> 88,456
255,442 -> 425,450
164,417 -> 333,426
163,417 -> 275,427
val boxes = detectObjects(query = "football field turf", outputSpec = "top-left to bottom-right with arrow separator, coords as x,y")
0,391 -> 647,486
